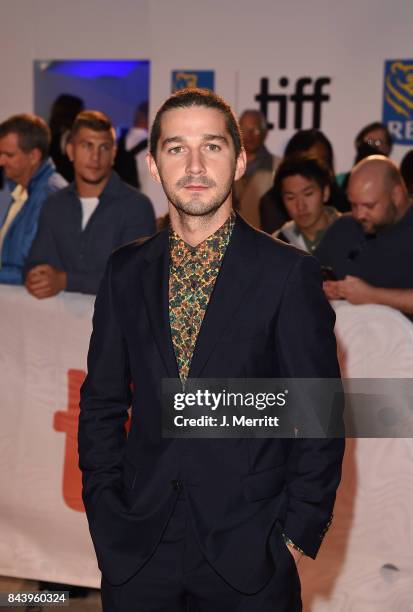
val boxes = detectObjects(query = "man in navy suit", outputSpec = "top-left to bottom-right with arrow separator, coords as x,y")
78,88 -> 344,611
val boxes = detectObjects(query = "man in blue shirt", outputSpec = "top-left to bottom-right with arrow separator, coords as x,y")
0,114 -> 66,284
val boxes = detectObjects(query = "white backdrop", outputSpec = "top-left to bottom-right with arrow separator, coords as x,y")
1,0 -> 413,214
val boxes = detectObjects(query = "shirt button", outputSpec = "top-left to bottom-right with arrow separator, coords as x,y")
171,479 -> 182,491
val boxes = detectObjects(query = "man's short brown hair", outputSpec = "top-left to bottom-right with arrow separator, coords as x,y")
150,88 -> 242,159
0,113 -> 51,160
70,110 -> 114,141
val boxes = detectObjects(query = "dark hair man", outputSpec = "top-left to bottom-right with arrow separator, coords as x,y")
25,110 -> 155,298
273,157 -> 339,252
315,156 -> 413,318
260,129 -> 348,234
284,128 -> 335,173
78,88 -> 344,611
234,109 -> 280,228
400,149 -> 413,195
0,113 -> 66,285
116,100 -> 150,193
355,122 -> 393,157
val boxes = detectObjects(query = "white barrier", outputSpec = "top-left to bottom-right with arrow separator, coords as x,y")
0,285 -> 100,587
299,302 -> 413,611
1,286 -> 413,609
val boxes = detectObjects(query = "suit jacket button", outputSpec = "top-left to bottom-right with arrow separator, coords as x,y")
171,479 -> 182,491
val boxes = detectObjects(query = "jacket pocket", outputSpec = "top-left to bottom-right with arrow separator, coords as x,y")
242,465 -> 285,502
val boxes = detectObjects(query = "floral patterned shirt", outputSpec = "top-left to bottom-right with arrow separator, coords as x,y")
169,214 -> 235,380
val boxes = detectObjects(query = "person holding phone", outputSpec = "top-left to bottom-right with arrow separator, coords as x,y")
315,155 -> 413,319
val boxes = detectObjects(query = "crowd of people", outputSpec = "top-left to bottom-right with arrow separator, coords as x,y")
234,111 -> 413,320
0,93 -> 412,320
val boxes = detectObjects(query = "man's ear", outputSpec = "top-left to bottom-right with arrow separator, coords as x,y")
110,144 -> 117,167
66,141 -> 74,162
234,147 -> 247,182
29,147 -> 42,168
147,152 -> 161,184
323,184 -> 331,203
392,183 -> 404,208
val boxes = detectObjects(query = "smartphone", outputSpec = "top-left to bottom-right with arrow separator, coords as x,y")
321,266 -> 337,282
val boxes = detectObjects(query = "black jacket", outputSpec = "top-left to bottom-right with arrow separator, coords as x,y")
78,214 -> 344,592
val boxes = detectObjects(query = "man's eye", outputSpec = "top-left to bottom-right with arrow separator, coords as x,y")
304,191 -> 314,197
206,143 -> 220,152
100,144 -> 111,152
168,146 -> 184,154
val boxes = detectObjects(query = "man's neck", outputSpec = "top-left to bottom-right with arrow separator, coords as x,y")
75,175 -> 110,198
169,202 -> 233,247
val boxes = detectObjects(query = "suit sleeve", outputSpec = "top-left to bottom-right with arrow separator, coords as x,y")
276,254 -> 345,558
78,255 -> 131,515
120,193 -> 156,245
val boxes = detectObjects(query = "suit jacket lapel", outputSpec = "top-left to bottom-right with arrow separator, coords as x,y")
188,216 -> 257,378
141,230 -> 179,379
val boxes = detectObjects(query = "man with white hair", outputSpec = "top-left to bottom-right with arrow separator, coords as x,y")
315,155 -> 413,318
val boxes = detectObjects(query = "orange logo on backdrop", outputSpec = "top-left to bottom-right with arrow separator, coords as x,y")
54,369 -> 87,512
54,370 -> 132,513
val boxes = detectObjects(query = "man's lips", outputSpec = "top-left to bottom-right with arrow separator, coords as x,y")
184,185 -> 209,190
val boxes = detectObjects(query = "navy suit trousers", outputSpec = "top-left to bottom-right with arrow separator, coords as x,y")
101,494 -> 302,612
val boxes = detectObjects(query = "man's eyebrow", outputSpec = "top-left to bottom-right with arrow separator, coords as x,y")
202,134 -> 229,144
161,134 -> 229,148
161,136 -> 184,147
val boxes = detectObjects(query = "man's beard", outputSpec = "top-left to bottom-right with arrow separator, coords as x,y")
359,200 -> 397,234
79,170 -> 110,185
161,172 -> 235,218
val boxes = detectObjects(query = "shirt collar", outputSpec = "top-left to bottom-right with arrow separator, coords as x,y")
170,212 -> 235,268
292,206 -> 339,242
7,157 -> 55,193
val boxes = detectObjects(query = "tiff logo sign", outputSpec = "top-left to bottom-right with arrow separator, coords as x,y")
255,77 -> 331,130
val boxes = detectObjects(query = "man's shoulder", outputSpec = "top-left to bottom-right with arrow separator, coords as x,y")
111,228 -> 167,266
108,172 -> 152,207
318,213 -> 361,245
240,217 -> 310,265
40,184 -> 73,213
326,213 -> 358,232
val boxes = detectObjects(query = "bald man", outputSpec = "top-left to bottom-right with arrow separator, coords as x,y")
315,155 -> 413,318
234,110 -> 280,228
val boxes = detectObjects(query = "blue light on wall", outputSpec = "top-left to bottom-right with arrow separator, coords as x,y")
39,60 -> 148,79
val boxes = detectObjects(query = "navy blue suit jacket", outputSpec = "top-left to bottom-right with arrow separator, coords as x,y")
78,214 -> 344,593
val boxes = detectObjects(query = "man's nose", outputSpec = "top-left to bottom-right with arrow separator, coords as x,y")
186,149 -> 205,175
297,196 -> 307,212
352,206 -> 364,221
90,147 -> 100,163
